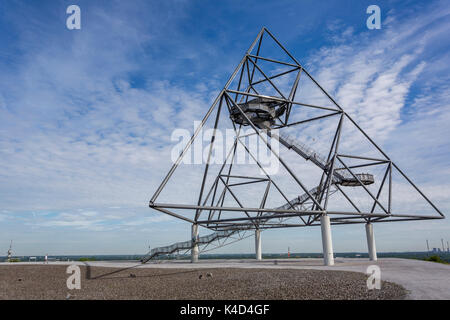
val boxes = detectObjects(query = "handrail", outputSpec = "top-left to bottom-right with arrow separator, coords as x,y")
142,132 -> 374,263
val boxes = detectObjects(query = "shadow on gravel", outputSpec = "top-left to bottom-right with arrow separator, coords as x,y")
82,262 -> 199,280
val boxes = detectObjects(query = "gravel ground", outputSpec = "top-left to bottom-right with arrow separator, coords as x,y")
0,265 -> 406,300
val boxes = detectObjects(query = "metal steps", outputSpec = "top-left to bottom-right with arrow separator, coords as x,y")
141,229 -> 239,263
275,132 -> 374,186
141,185 -> 320,263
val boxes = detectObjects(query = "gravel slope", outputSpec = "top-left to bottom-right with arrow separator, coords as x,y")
0,265 -> 406,300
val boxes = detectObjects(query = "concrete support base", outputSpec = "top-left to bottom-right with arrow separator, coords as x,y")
191,224 -> 199,263
365,223 -> 377,261
320,215 -> 334,266
255,229 -> 262,260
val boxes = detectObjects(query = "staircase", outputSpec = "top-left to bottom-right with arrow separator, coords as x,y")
141,132 -> 374,263
141,185 -> 321,263
141,229 -> 239,263
274,132 -> 374,186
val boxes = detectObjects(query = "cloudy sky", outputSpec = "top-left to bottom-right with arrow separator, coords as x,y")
0,0 -> 449,256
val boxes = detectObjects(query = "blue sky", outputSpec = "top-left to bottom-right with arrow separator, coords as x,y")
0,0 -> 449,255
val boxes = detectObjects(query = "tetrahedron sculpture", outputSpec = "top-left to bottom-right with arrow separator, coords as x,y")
144,27 -> 444,265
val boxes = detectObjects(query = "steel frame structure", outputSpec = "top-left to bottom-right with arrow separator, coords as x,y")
148,27 -> 444,235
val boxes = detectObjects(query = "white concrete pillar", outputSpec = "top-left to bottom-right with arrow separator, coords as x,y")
255,229 -> 262,260
320,215 -> 334,266
365,223 -> 377,261
191,224 -> 199,263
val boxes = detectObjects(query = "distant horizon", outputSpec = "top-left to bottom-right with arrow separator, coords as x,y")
3,250 -> 450,258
